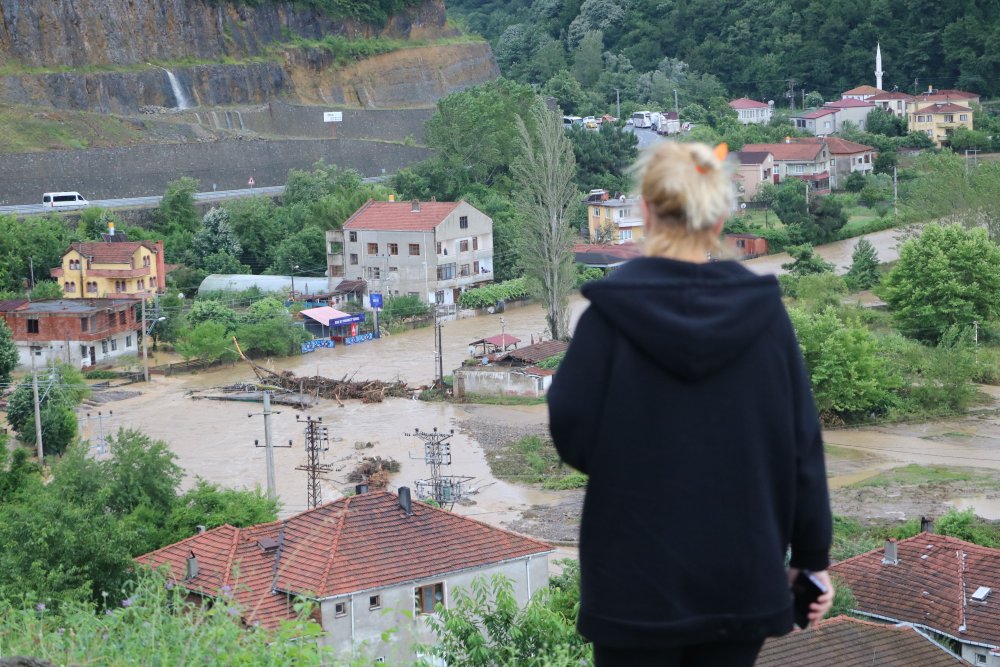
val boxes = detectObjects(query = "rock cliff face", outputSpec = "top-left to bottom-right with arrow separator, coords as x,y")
0,0 -> 497,112
0,0 -> 450,67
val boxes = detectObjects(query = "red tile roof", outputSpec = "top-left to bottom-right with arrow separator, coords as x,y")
870,91 -> 915,101
825,98 -> 875,109
68,241 -> 159,264
742,143 -> 826,162
797,108 -> 839,119
0,299 -> 28,312
758,615 -> 965,666
831,533 -> 1000,647
915,102 -> 974,114
344,199 -> 463,232
729,97 -> 770,110
842,85 -> 885,96
501,340 -> 569,364
792,137 -> 873,154
917,90 -> 979,102
137,491 -> 551,629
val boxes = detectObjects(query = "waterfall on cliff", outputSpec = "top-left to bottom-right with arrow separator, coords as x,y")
165,70 -> 192,109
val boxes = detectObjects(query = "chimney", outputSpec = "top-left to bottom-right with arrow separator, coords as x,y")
920,516 -> 934,533
355,483 -> 369,495
185,551 -> 199,580
196,524 -> 206,534
398,486 -> 413,515
108,221 -> 115,237
411,199 -> 420,213
882,538 -> 898,565
430,195 -> 436,203
785,136 -> 791,144
388,194 -> 395,202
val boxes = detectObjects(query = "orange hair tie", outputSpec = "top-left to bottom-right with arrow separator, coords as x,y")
696,143 -> 730,174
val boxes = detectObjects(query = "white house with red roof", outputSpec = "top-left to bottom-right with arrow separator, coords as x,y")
831,533 -> 1000,666
841,85 -> 885,101
790,137 -> 875,189
869,90 -> 915,118
329,199 -> 494,307
729,97 -> 773,125
795,98 -> 875,135
741,141 -> 831,193
137,488 -> 553,664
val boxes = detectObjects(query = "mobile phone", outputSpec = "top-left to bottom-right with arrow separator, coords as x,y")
792,570 -> 828,629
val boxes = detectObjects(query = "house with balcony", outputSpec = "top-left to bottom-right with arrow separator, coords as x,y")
790,137 -> 875,189
137,488 -> 552,665
742,142 -> 831,194
334,199 -> 493,306
908,101 -> 974,147
51,238 -> 165,299
729,98 -> 773,125
585,190 -> 643,244
734,150 -> 774,201
869,90 -> 914,118
0,298 -> 141,368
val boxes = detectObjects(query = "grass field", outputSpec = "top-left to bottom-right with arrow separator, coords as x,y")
0,106 -> 146,152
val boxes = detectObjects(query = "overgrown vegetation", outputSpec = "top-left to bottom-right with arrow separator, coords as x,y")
485,435 -> 584,488
458,277 -> 531,309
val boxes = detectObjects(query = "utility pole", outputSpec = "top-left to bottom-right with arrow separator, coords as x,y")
436,310 -> 445,395
141,298 -> 149,383
30,354 -> 43,459
296,415 -> 332,509
787,78 -> 796,111
893,165 -> 899,219
248,392 -> 291,500
28,257 -> 35,291
616,88 -> 621,119
407,427 -> 471,509
974,320 -> 980,365
673,89 -> 679,117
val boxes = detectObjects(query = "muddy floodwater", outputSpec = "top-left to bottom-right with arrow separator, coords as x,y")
80,297 -> 589,530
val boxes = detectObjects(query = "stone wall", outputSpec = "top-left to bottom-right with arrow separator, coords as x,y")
0,138 -> 433,204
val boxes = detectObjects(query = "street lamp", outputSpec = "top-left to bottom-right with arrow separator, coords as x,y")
290,264 -> 300,300
142,315 -> 168,383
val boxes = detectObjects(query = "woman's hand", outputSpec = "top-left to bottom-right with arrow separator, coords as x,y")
788,568 -> 835,629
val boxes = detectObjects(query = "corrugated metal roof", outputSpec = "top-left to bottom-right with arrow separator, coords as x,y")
198,274 -> 333,295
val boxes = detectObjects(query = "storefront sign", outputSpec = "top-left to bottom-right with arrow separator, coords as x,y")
330,314 -> 365,327
344,333 -> 374,345
301,339 -> 336,354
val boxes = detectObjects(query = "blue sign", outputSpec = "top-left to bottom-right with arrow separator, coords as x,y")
301,339 -> 336,354
370,293 -> 383,309
344,332 -> 375,345
329,314 -> 365,327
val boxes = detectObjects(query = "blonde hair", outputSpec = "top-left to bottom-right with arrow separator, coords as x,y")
633,141 -> 735,259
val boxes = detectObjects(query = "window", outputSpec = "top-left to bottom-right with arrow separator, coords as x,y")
472,237 -> 478,251
437,264 -> 455,280
108,312 -> 116,327
435,290 -> 445,305
593,207 -> 600,218
27,319 -> 39,334
349,231 -> 357,242
943,114 -> 954,123
459,215 -> 468,229
460,264 -> 470,277
459,240 -> 469,253
830,158 -> 836,166
976,654 -> 987,665
110,338 -> 117,351
960,114 -> 969,121
415,583 -> 444,614
335,602 -> 347,618
126,335 -> 132,348
101,340 -> 108,354
389,266 -> 398,273
64,282 -> 72,292
436,241 -> 442,255
366,267 -> 381,280
408,292 -> 419,298
473,261 -> 480,274
621,229 -> 633,241
369,595 -> 381,610
388,243 -> 399,256
81,317 -> 89,332
350,253 -> 358,265
409,243 -> 420,256
119,311 -> 126,325
367,243 -> 378,255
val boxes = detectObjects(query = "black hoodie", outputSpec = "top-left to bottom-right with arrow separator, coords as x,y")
548,257 -> 831,649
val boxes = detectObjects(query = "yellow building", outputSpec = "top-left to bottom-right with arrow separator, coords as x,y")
51,239 -> 165,299
586,193 -> 645,244
907,101 -> 974,147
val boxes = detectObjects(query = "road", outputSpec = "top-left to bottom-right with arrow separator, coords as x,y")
625,126 -> 664,150
0,176 -> 386,215
743,225 -> 913,276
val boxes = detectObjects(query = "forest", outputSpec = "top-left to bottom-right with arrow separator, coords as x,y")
447,0 -> 1000,107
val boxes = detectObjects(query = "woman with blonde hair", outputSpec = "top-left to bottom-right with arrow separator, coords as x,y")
548,141 -> 833,666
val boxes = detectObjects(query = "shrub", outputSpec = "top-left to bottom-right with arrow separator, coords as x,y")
458,278 -> 530,309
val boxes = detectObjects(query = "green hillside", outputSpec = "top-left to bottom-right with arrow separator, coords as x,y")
447,0 -> 999,106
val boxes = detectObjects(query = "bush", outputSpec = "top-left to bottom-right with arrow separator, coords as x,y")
458,278 -> 530,309
381,295 -> 430,324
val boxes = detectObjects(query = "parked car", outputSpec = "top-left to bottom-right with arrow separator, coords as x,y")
562,115 -> 584,129
582,116 -> 598,129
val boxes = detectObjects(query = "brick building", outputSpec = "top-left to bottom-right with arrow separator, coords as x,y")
0,298 -> 142,368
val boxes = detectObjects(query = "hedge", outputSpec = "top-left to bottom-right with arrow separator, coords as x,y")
458,278 -> 530,309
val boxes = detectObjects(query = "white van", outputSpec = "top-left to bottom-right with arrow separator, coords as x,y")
42,192 -> 89,207
631,111 -> 653,129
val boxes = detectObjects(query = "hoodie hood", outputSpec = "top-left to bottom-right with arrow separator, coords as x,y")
582,257 -> 783,381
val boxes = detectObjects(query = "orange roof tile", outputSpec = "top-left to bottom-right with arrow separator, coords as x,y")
344,199 -> 463,232
137,491 -> 552,629
842,85 -> 884,96
758,616 -> 965,666
729,97 -> 770,110
742,143 -> 826,162
68,241 -> 160,264
831,533 -> 1000,647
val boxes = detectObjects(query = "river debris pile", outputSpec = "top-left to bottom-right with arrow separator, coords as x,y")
233,336 -> 410,403
347,457 -> 401,488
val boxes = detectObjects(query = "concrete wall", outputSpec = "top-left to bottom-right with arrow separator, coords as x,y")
318,554 -> 549,663
16,334 -> 138,369
0,138 -> 433,204
453,366 -> 549,398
